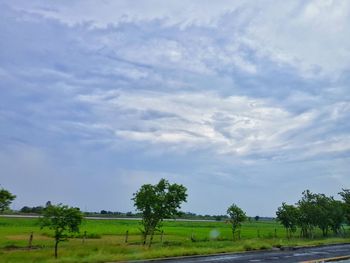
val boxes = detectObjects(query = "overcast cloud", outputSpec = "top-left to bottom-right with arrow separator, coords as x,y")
1,0 -> 350,216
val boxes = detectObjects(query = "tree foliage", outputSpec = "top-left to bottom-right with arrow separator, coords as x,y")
277,190 -> 346,238
227,203 -> 246,240
276,202 -> 299,238
20,206 -> 44,214
40,203 -> 83,258
339,189 -> 350,224
0,188 -> 16,213
132,178 -> 187,247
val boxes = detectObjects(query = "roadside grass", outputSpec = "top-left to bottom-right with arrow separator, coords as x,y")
1,217 -> 349,262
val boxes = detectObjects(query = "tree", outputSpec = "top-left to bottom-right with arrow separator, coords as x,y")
132,178 -> 187,247
297,190 -> 344,237
40,204 -> 83,258
227,203 -> 247,240
297,190 -> 320,238
339,189 -> 350,224
328,199 -> 345,235
20,206 -> 44,214
255,215 -> 260,221
0,188 -> 16,213
20,206 -> 32,213
276,203 -> 299,238
312,193 -> 344,237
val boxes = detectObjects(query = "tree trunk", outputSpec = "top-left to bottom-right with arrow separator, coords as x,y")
54,240 -> 59,259
142,228 -> 148,246
148,230 -> 155,248
142,233 -> 147,246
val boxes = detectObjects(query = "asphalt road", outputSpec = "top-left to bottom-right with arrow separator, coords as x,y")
138,244 -> 350,263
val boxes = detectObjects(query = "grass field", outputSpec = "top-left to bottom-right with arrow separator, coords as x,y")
1,217 -> 350,262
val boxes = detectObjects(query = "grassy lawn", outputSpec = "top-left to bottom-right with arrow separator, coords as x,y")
0,217 -> 349,262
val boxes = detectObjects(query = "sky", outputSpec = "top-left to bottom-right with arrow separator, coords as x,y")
0,0 -> 350,217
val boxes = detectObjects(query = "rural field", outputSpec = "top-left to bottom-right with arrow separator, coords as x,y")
1,217 -> 350,263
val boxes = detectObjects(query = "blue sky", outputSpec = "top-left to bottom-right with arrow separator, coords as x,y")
1,0 -> 350,216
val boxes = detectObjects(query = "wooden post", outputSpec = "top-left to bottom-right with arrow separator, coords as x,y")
160,230 -> 164,244
28,232 -> 33,249
191,231 -> 195,242
274,228 -> 277,238
82,231 -> 87,244
125,230 -> 129,243
257,229 -> 260,238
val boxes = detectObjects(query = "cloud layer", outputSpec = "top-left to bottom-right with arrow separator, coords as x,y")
1,0 -> 350,215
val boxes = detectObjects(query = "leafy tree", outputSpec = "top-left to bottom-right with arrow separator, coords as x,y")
339,189 -> 350,224
297,190 -> 320,238
313,193 -> 332,237
276,203 -> 299,238
132,178 -> 187,247
328,199 -> 345,235
278,190 -> 347,238
20,206 -> 32,213
20,206 -> 44,214
227,203 -> 247,240
40,204 -> 83,258
254,215 -> 260,221
297,190 -> 344,237
0,188 -> 16,213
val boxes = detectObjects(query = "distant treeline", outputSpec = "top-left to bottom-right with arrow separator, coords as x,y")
17,206 -> 270,222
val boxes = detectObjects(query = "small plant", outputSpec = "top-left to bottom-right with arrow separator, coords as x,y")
243,244 -> 253,251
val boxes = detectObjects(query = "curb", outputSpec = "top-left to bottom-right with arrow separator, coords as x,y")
301,255 -> 350,263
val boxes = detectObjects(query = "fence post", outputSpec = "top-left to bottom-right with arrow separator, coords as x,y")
125,230 -> 129,243
28,232 -> 33,249
82,231 -> 87,244
160,230 -> 164,244
191,231 -> 195,242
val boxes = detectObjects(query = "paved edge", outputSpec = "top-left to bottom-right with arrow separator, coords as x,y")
110,243 -> 350,263
301,255 -> 350,263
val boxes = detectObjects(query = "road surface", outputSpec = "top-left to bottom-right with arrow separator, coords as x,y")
137,244 -> 350,263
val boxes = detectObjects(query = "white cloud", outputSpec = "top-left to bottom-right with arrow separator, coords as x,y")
9,0 -> 350,78
2,0 -> 350,215
76,89 -> 350,160
11,0 -> 247,28
243,1 -> 350,78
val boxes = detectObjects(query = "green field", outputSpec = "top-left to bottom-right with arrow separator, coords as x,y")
1,217 -> 350,263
